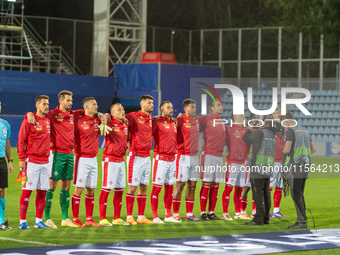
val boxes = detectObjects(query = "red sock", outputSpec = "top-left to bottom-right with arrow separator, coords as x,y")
241,199 -> 248,211
186,199 -> 194,215
252,198 -> 256,211
35,190 -> 46,219
200,185 -> 210,213
164,184 -> 173,218
150,185 -> 162,219
274,187 -> 283,208
126,193 -> 135,217
20,190 -> 32,220
137,194 -> 147,218
113,188 -> 124,220
99,189 -> 110,220
173,199 -> 181,215
208,184 -> 219,213
234,186 -> 243,214
72,194 -> 81,220
85,194 -> 94,219
222,185 -> 233,214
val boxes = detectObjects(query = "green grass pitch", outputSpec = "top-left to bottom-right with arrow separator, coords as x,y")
1,148 -> 339,255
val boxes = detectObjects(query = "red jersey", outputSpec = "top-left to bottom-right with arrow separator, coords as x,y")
103,117 -> 128,162
177,114 -> 199,156
18,113 -> 51,164
275,134 -> 285,162
152,116 -> 177,159
126,110 -> 152,156
47,106 -> 83,153
199,113 -> 226,157
74,114 -> 100,157
226,125 -> 250,164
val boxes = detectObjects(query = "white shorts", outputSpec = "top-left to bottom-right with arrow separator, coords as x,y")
225,162 -> 246,187
152,155 -> 176,185
73,156 -> 98,188
127,152 -> 151,186
175,154 -> 199,182
23,161 -> 50,191
102,158 -> 126,189
270,161 -> 284,188
47,150 -> 54,178
200,153 -> 224,183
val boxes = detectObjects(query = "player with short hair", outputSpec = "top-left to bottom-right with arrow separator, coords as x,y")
71,97 -> 102,227
222,113 -> 251,220
0,100 -> 13,230
269,111 -> 287,218
99,103 -> 129,226
172,99 -> 201,221
199,100 -> 225,221
125,95 -> 155,225
17,95 -> 52,230
151,101 -> 181,224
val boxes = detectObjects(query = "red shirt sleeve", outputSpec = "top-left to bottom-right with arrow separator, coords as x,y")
125,113 -> 135,133
199,116 -> 207,133
17,119 -> 29,161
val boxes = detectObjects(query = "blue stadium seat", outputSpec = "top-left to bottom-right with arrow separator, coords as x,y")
314,97 -> 320,103
318,104 -> 324,111
316,112 -> 322,118
335,135 -> 340,142
326,119 -> 332,127
330,104 -> 335,111
328,112 -> 334,119
316,90 -> 322,95
322,90 -> 328,96
331,97 -> 337,103
331,127 -> 336,135
309,97 -> 314,103
329,135 -> 335,141
322,112 -> 328,118
334,112 -> 339,119
336,105 -> 340,111
327,90 -> 333,95
316,135 -> 323,142
324,127 -> 330,134
332,120 -> 338,126
338,97 -> 340,103
326,97 -> 331,103
227,104 -> 232,110
245,112 -> 250,118
309,119 -> 315,126
320,119 -> 326,126
320,97 -> 326,103
252,90 -> 258,96
333,90 -> 338,95
265,97 -> 271,103
324,105 -> 329,111
311,135 -> 316,141
302,119 -> 308,126
322,135 -> 329,142
268,90 -> 272,95
312,127 -> 319,134
337,127 -> 340,135
307,127 -> 313,134
314,119 -> 321,126
311,104 -> 318,111
311,90 -> 316,95
242,90 -> 247,96
318,127 -> 324,134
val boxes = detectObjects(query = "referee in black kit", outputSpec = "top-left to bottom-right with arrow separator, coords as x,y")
281,112 -> 316,229
242,114 -> 276,225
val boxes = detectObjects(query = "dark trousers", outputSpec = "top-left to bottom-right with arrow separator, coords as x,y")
251,173 -> 271,224
288,173 -> 307,223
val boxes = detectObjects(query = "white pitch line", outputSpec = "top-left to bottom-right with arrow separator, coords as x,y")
0,237 -> 59,246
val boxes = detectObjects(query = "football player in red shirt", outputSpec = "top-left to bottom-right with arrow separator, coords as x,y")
17,95 -> 51,230
173,99 -> 201,221
99,103 -> 129,226
125,95 -> 155,225
269,111 -> 287,218
71,97 -> 102,227
151,101 -> 181,223
223,113 -> 251,220
199,100 -> 225,221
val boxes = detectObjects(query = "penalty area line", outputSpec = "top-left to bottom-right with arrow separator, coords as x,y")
0,237 -> 60,246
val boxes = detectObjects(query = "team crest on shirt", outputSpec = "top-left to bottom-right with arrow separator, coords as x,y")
35,122 -> 42,131
94,119 -> 97,123
3,129 -> 7,138
138,116 -> 145,124
82,121 -> 89,130
234,130 -> 241,138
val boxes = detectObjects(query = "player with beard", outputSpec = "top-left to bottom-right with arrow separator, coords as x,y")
125,95 -> 155,225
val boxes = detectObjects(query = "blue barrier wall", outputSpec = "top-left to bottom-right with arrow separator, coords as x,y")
0,70 -> 115,115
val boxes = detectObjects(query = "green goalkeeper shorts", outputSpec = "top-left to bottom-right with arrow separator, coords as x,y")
50,151 -> 74,181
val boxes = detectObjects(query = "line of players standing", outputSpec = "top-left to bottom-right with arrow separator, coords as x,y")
9,91 -> 290,230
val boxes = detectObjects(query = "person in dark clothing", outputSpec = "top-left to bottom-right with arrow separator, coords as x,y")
281,112 -> 316,229
242,114 -> 276,225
